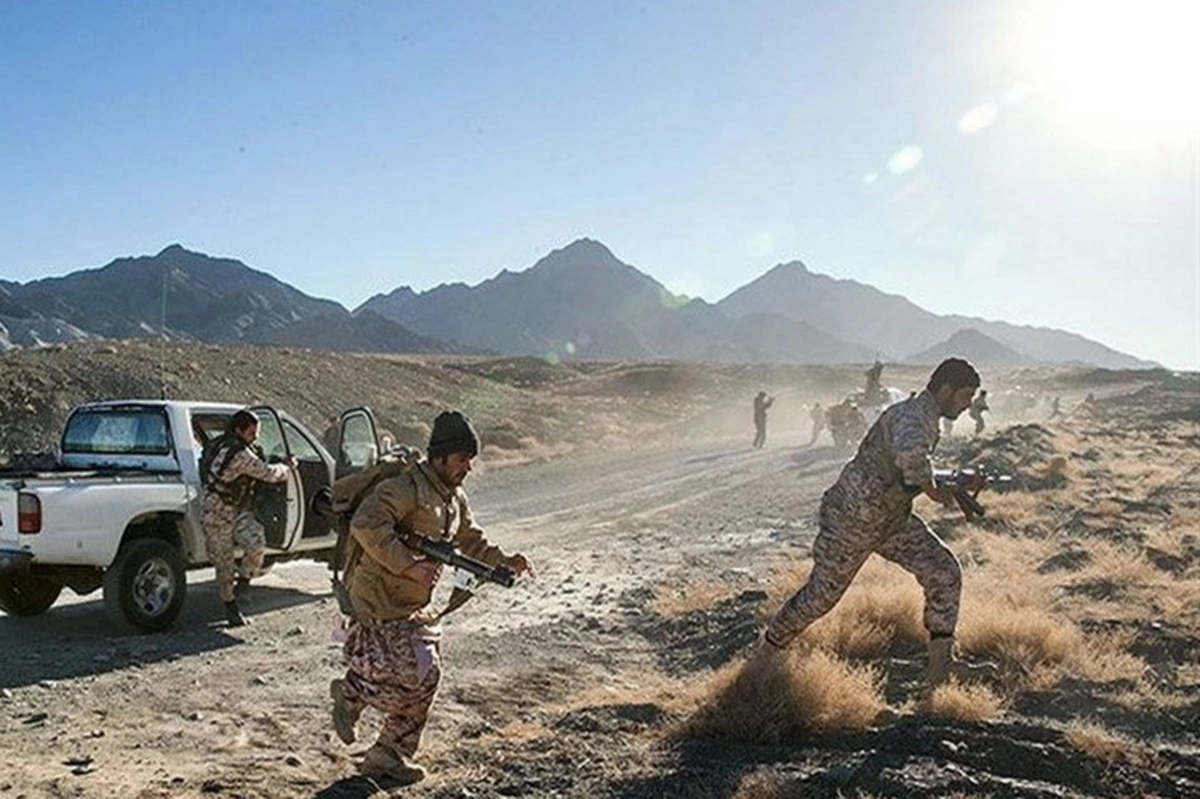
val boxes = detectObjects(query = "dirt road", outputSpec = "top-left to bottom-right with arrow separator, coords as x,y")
1,433 -> 838,798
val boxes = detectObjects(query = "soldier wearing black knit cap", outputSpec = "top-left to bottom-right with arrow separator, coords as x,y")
328,410 -> 533,784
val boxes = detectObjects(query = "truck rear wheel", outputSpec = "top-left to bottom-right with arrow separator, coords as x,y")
0,574 -> 63,616
103,538 -> 186,632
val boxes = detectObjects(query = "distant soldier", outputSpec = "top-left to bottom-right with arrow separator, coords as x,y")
201,410 -> 295,627
846,402 -> 868,447
808,403 -> 826,446
1049,396 -> 1062,419
828,397 -> 864,450
752,391 -> 775,449
968,390 -> 989,437
763,358 -> 995,692
862,359 -> 887,407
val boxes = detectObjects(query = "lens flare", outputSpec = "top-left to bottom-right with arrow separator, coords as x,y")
887,146 -> 924,175
957,103 -> 999,135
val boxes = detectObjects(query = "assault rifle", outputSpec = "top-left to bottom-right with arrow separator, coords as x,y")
400,532 -> 516,589
932,468 -> 1012,520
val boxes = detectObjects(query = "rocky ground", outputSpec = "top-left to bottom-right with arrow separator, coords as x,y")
1,342 -> 1197,798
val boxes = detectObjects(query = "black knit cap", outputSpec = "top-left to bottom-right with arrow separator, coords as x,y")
428,410 -> 480,459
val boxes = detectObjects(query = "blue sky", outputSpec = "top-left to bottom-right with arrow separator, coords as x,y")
2,1 -> 1196,369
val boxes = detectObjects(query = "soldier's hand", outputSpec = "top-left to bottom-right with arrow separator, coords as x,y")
405,559 -> 443,588
927,485 -> 957,509
505,553 -> 535,578
961,471 -> 989,492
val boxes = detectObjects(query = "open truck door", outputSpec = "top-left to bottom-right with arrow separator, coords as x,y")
248,406 -> 303,550
333,407 -> 383,480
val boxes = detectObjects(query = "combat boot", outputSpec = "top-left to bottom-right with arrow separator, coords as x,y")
224,600 -> 249,627
923,636 -> 998,689
358,745 -> 427,785
329,678 -> 362,744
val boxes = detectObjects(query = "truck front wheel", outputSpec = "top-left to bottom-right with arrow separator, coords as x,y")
0,574 -> 63,616
103,538 -> 186,632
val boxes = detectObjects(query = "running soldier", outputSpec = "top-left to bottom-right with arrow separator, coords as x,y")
763,358 -> 994,690
968,389 -> 989,436
200,410 -> 294,627
329,410 -> 532,785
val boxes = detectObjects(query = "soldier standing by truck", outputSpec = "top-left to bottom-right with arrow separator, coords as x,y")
200,410 -> 294,627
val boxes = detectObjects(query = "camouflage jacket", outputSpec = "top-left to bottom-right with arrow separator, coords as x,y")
824,389 -> 941,530
202,440 -> 291,509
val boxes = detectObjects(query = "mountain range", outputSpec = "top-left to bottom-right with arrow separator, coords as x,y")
0,240 -> 1153,368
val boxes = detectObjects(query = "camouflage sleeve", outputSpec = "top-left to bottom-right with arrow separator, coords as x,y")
452,496 -> 507,567
225,447 -> 291,483
890,407 -> 936,489
349,477 -> 420,576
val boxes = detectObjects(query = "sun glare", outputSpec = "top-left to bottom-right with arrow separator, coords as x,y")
1023,0 -> 1200,144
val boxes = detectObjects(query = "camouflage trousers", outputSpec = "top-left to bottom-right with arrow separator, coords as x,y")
341,619 -> 442,760
201,495 -> 266,604
767,493 -> 963,646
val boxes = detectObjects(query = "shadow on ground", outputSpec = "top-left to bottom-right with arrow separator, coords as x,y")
0,582 -> 324,689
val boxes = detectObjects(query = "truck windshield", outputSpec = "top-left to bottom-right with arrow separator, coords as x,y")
62,408 -> 172,456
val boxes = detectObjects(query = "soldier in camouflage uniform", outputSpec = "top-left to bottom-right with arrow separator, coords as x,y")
201,410 -> 294,627
764,358 -> 993,690
329,410 -> 532,785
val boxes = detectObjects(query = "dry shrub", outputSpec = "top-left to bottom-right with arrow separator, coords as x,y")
927,679 -> 1006,723
1106,677 -> 1191,712
568,670 -> 704,717
488,720 -> 551,742
649,580 -> 738,617
682,649 -> 885,743
1071,637 -> 1146,683
1175,664 -> 1200,687
987,491 -> 1051,528
730,773 -> 820,799
769,558 -> 924,659
1064,720 -> 1157,767
1078,543 -> 1159,588
960,592 -> 1084,670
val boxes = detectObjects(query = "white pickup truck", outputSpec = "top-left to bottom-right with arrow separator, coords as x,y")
0,399 -> 386,631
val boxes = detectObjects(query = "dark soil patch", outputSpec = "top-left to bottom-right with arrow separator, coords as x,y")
631,589 -> 768,676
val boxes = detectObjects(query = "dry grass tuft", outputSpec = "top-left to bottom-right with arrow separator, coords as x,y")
927,679 -> 1007,722
1064,720 -> 1158,767
682,649 -> 885,743
960,595 -> 1084,670
730,773 -> 821,799
649,580 -> 739,617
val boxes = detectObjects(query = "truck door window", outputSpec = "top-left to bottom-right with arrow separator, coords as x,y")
253,412 -> 288,462
340,413 -> 377,471
282,420 -> 322,462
